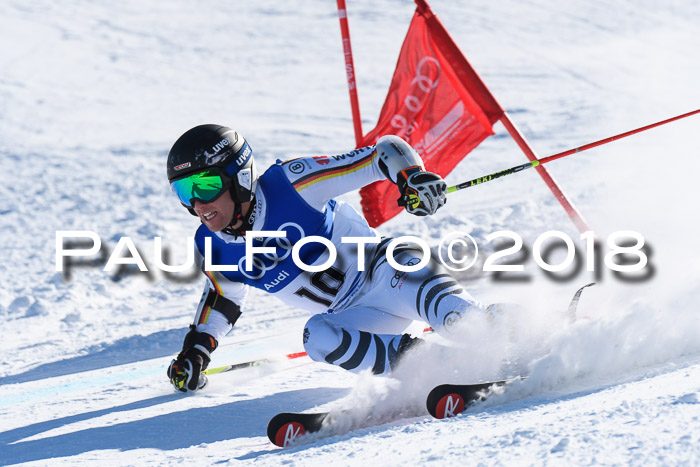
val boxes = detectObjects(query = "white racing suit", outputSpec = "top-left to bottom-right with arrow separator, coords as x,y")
190,145 -> 483,375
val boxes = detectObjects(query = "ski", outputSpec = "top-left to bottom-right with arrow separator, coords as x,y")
270,284 -> 596,443
565,282 -> 596,323
426,379 -> 512,419
426,283 -> 596,420
267,411 -> 330,447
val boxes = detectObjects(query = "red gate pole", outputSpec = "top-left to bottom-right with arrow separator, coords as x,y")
336,0 -> 364,147
499,113 -> 591,233
414,0 -> 591,234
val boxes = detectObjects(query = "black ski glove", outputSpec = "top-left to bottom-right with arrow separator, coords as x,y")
167,326 -> 217,393
397,168 -> 447,216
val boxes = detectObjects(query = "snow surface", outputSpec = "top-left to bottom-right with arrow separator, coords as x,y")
2,0 -> 700,465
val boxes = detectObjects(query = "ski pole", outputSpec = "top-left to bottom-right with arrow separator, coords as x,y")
204,351 -> 309,376
446,108 -> 700,194
204,327 -> 435,376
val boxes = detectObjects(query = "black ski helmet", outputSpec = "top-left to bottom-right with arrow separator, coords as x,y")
167,124 -> 258,209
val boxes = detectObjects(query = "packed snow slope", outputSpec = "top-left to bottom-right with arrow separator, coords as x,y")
1,0 -> 700,465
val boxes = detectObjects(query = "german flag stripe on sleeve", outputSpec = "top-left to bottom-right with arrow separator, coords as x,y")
199,271 -> 223,325
293,150 -> 377,192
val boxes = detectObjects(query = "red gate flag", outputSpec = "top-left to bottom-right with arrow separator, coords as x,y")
358,1 -> 503,227
356,0 -> 589,232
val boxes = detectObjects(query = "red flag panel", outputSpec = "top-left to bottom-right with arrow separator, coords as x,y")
359,6 -> 503,227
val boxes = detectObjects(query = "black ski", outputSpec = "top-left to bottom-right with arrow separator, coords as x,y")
267,411 -> 330,447
426,380 -> 512,419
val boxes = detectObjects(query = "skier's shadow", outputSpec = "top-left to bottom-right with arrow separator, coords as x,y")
0,387 -> 347,465
0,329 -> 184,385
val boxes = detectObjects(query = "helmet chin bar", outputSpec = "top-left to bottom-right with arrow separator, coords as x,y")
222,193 -> 256,238
230,202 -> 243,225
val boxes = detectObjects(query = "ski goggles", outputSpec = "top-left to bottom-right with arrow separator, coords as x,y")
170,169 -> 231,207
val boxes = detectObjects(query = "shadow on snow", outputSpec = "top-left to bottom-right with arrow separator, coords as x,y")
0,386 -> 347,464
0,329 -> 185,385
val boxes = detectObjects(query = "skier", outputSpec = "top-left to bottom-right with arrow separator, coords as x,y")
166,124 -> 485,392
